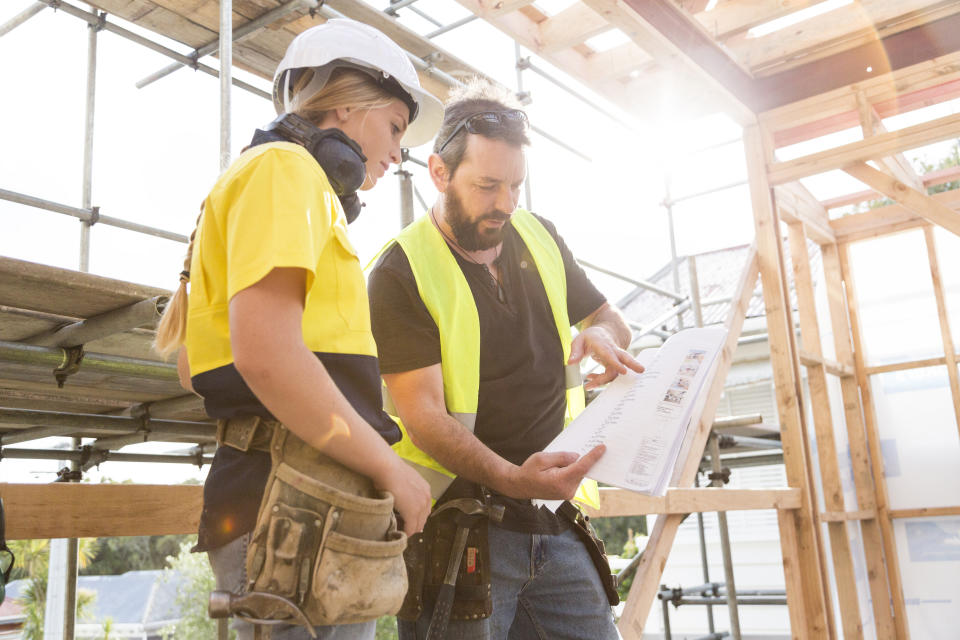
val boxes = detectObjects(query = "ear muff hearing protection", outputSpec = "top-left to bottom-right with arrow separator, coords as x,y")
249,113 -> 367,223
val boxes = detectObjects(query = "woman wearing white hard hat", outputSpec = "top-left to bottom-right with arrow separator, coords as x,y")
155,19 -> 442,640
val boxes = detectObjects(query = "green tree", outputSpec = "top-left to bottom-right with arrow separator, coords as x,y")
159,538 -> 230,640
83,535 -> 191,576
9,538 -> 98,640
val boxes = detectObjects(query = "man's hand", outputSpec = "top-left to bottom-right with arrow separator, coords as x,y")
569,326 -> 644,389
502,444 -> 606,500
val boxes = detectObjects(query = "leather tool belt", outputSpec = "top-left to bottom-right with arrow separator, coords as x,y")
557,501 -> 620,606
396,504 -> 492,622
213,416 -> 408,629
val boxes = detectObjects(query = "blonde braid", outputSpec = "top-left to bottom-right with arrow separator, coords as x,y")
154,206 -> 204,357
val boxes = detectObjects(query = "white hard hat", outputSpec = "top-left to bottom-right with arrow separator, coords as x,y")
273,19 -> 443,148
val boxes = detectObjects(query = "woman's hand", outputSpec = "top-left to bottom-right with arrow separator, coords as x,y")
373,456 -> 432,536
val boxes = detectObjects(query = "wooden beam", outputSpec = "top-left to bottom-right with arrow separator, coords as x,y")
890,505 -> 960,518
768,111 -> 960,185
844,163 -> 960,237
774,181 -> 835,244
923,225 -> 960,441
584,487 -> 802,518
822,242 -> 899,638
828,193 -> 960,243
754,10 -> 960,112
777,508 -> 811,640
820,509 -> 879,522
693,0 -> 820,40
616,248 -> 758,638
866,356 -> 948,375
839,243 -> 911,638
470,0 -> 537,16
729,0 -> 960,76
583,41 -> 652,81
745,124 -> 833,638
765,63 -> 960,148
538,3 -> 610,53
856,90 -> 925,192
787,222 -> 864,640
1,483 -> 202,539
798,349 -> 855,378
583,0 -> 756,123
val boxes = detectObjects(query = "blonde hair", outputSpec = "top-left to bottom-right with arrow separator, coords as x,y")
153,68 -> 399,357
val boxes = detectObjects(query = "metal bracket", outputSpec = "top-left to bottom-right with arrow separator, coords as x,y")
88,205 -> 100,226
707,467 -> 731,485
132,403 -> 152,441
516,56 -> 531,71
55,467 -> 83,482
93,11 -> 106,31
54,345 -> 85,388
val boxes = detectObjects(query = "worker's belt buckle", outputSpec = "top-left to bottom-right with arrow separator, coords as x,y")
216,415 -> 276,452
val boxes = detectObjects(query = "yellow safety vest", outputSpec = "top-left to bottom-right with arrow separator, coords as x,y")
387,209 -> 598,506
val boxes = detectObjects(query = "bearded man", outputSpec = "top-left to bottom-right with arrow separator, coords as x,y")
368,79 -> 642,639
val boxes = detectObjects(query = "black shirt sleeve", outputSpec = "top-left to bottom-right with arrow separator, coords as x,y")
532,214 -> 607,325
368,244 -> 443,374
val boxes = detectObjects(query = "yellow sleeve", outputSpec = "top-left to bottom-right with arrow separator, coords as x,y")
218,148 -> 340,301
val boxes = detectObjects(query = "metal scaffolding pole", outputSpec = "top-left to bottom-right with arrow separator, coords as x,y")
516,57 -> 636,131
63,437 -> 81,640
694,475 -> 717,634
79,10 -> 101,272
0,340 -> 177,380
220,0 -> 233,172
38,1 -> 270,98
426,14 -> 478,39
25,296 -> 166,347
0,188 -> 188,243
1,447 -> 214,466
577,259 -> 684,301
398,166 -> 415,228
663,170 -> 684,330
515,43 -> 533,210
137,0 -> 317,89
0,408 -> 215,440
709,434 -> 742,640
0,2 -> 46,38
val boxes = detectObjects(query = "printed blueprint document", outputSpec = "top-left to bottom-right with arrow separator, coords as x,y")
545,326 -> 727,496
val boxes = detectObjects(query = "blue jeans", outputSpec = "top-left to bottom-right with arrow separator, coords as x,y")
399,526 -> 620,640
207,533 -> 376,640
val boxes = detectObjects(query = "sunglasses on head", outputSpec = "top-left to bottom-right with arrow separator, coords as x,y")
436,109 -> 529,154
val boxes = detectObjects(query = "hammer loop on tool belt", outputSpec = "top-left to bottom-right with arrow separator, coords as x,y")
398,488 -> 506,639
209,415 -> 408,635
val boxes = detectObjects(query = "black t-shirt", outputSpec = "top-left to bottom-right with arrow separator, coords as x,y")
368,213 -> 606,533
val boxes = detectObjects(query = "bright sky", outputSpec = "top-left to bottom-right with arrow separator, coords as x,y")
1,0 -> 957,484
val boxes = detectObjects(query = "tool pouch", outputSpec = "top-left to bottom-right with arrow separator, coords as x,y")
414,509 -> 492,621
240,422 -> 408,627
557,501 -> 620,606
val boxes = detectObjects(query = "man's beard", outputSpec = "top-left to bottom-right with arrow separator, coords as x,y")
445,186 -> 512,251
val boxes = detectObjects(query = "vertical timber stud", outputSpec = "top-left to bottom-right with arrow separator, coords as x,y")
617,249 -> 758,637
786,222 -> 863,639
777,507 -> 809,640
821,242 -> 899,638
838,243 -> 910,638
923,226 -> 960,441
743,124 -> 832,638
